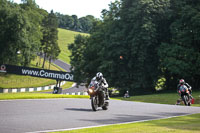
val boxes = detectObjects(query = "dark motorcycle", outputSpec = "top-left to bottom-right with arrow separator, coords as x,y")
88,81 -> 109,111
178,85 -> 191,106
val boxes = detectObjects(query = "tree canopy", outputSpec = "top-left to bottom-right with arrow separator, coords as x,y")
56,13 -> 97,33
0,0 -> 60,67
69,0 -> 200,94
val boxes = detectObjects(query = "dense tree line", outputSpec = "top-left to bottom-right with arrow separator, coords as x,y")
69,0 -> 200,94
56,13 -> 96,33
0,0 -> 60,68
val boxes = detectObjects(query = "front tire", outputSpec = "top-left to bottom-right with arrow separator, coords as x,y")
187,95 -> 191,106
91,96 -> 98,111
182,95 -> 190,106
182,95 -> 187,106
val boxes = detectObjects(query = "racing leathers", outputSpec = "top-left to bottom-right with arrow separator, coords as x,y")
90,76 -> 109,100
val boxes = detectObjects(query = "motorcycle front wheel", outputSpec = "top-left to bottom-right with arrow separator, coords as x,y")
187,95 -> 191,106
182,95 -> 191,106
91,96 -> 98,111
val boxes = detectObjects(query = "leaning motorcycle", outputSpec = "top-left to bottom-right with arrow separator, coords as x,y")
178,85 -> 191,106
87,81 -> 109,111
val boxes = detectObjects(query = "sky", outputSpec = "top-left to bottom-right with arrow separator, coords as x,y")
13,0 -> 116,18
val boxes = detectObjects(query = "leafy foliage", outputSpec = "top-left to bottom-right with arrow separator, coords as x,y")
41,10 -> 60,68
158,0 -> 200,89
0,0 -> 60,67
0,0 -> 31,65
69,0 -> 200,94
56,13 -> 97,33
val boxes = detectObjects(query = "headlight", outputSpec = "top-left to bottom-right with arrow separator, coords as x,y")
88,88 -> 93,93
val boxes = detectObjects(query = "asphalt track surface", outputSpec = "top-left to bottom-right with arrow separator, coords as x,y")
1,98 -> 200,133
51,59 -> 71,72
52,59 -> 87,94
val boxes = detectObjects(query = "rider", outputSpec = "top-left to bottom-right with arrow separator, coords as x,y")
176,79 -> 193,104
91,72 -> 109,100
177,79 -> 192,95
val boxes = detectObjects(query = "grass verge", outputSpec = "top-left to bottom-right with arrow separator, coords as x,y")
51,113 -> 200,133
0,73 -> 56,89
0,93 -> 89,100
115,90 -> 200,107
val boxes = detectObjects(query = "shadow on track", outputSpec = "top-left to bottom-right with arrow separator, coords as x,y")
78,114 -> 159,124
65,108 -> 92,112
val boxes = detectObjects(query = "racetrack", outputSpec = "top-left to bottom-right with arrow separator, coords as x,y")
0,98 -> 200,133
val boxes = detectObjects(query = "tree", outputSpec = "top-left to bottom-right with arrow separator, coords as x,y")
105,0 -> 171,94
41,10 -> 60,68
56,13 -> 75,30
69,0 -> 200,94
68,34 -> 89,83
19,0 -> 44,66
0,0 -> 32,65
69,1 -> 123,88
79,15 -> 96,33
158,0 -> 200,89
56,13 -> 96,33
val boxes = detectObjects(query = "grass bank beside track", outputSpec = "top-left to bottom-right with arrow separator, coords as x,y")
0,93 -> 89,100
51,113 -> 200,133
116,90 -> 200,107
58,28 -> 89,64
0,58 -> 60,89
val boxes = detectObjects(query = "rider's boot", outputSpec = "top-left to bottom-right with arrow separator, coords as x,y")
106,94 -> 110,100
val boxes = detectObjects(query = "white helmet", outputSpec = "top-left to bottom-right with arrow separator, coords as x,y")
96,72 -> 103,81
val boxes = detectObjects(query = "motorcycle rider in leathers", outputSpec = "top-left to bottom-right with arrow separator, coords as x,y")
176,79 -> 193,105
90,72 -> 109,100
177,79 -> 192,96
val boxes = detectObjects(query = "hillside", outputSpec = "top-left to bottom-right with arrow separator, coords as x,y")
0,29 -> 87,89
58,28 -> 89,64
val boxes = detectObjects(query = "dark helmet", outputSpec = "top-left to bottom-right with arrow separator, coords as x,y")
179,79 -> 185,85
96,72 -> 103,81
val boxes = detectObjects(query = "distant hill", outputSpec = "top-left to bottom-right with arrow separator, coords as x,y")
57,28 -> 89,64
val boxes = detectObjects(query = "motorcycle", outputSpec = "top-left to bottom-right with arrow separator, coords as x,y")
87,80 -> 109,111
178,85 -> 191,106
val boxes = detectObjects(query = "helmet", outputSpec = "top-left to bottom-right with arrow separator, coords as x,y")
96,72 -> 103,81
179,79 -> 185,85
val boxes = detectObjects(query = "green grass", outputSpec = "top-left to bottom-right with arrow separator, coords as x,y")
61,81 -> 74,89
0,74 -> 56,88
58,28 -> 89,64
0,93 -> 89,100
116,90 -> 200,107
51,113 -> 200,133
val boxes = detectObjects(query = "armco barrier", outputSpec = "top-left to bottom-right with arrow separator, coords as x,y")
0,81 -> 66,93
